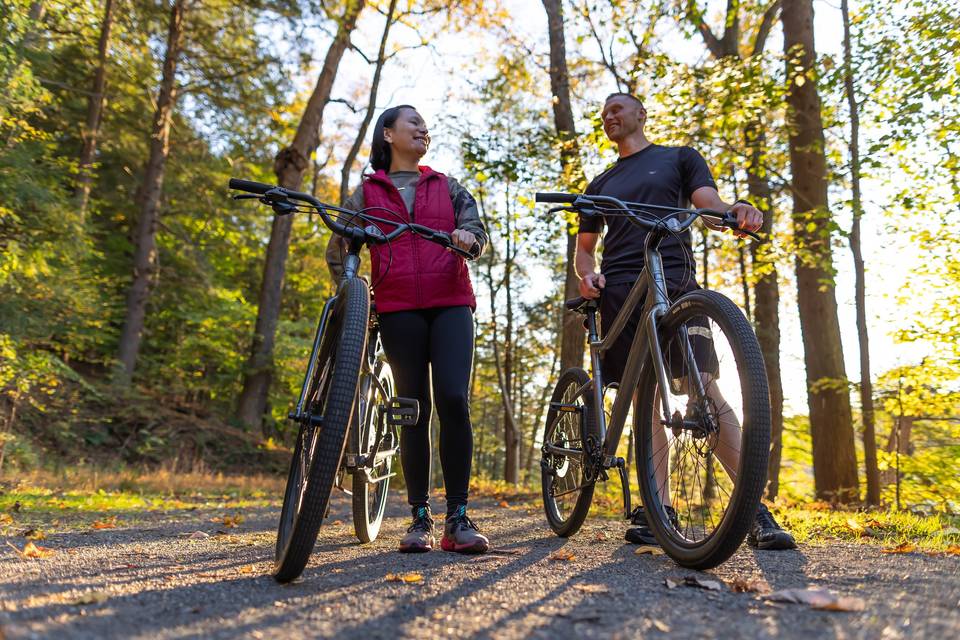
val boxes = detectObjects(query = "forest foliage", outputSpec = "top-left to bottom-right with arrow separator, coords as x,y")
1,0 -> 958,513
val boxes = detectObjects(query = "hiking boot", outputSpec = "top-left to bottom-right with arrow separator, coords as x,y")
440,505 -> 489,554
747,504 -> 797,550
399,506 -> 435,553
624,505 -> 679,545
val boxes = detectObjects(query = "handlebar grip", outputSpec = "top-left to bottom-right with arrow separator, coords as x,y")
228,178 -> 276,195
535,192 -> 578,204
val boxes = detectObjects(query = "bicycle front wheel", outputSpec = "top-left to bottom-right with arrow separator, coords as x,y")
541,367 -> 598,537
352,362 -> 395,543
635,289 -> 770,569
274,276 -> 370,583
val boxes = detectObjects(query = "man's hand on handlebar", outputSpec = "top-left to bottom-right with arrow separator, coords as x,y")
727,201 -> 763,237
579,272 -> 605,299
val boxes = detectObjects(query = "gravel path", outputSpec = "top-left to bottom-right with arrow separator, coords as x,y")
2,495 -> 958,639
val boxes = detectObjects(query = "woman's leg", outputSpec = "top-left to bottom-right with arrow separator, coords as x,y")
427,306 -> 474,515
378,310 -> 432,509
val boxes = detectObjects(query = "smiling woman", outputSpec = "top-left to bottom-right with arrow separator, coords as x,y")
325,105 -> 492,555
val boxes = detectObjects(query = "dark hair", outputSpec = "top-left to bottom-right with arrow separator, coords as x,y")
370,104 -> 417,172
605,92 -> 645,110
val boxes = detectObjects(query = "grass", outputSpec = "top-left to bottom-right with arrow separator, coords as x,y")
0,467 -> 285,533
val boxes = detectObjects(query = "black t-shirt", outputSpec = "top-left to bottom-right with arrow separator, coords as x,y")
580,144 -> 717,285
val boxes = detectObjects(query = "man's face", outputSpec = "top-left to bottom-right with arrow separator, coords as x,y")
601,96 -> 645,142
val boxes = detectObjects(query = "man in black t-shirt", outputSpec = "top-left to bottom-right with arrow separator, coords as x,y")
577,93 -> 795,551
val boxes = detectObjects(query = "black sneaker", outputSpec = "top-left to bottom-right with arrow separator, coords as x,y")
747,504 -> 797,550
399,506 -> 435,553
624,505 -> 679,545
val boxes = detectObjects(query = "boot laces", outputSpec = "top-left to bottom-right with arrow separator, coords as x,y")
408,507 -> 433,533
449,506 -> 480,532
755,504 -> 780,531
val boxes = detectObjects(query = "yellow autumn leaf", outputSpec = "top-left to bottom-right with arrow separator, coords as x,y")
634,545 -> 664,556
881,542 -> 916,554
548,549 -> 576,561
386,572 -> 423,583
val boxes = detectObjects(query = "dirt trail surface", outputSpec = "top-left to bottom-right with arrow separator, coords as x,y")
2,496 -> 958,639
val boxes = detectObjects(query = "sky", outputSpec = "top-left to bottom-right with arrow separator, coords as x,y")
297,0 -> 928,416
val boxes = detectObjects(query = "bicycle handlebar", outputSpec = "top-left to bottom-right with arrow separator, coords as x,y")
229,178 -> 481,260
534,192 -> 762,241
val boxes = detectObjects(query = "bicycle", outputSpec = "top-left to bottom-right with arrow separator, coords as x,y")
535,191 -> 770,570
228,178 -> 478,583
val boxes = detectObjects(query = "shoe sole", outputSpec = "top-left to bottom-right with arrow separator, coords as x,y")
440,537 -> 488,554
748,535 -> 797,551
399,538 -> 435,553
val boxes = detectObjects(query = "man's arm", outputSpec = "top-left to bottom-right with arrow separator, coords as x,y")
576,232 -> 606,299
690,186 -> 763,236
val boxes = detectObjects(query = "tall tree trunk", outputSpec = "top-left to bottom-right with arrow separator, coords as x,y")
503,198 -> 519,484
542,0 -> 586,372
338,0 -> 397,203
782,0 -> 859,502
116,0 -> 184,382
841,0 -> 879,506
75,0 -> 116,218
236,0 -> 365,431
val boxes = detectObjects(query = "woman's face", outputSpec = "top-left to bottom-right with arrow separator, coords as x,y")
384,108 -> 430,159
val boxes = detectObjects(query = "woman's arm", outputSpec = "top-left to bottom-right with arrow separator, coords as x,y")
448,177 -> 488,256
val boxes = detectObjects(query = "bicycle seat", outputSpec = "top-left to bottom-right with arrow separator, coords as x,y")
565,296 -> 599,314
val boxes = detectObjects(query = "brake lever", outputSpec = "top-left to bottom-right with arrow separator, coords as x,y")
232,194 -> 260,201
721,213 -> 763,242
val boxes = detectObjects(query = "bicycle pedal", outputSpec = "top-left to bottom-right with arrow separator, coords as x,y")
383,397 -> 419,426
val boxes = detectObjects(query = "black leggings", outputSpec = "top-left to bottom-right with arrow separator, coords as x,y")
377,305 -> 474,514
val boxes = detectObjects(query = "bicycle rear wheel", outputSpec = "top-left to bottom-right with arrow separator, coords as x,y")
635,289 -> 769,569
541,367 -> 598,537
274,276 -> 369,583
352,362 -> 395,543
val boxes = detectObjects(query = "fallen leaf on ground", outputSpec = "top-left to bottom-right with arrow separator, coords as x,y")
238,565 -> 254,574
845,518 -> 872,536
222,514 -> 244,528
498,500 -> 509,508
946,544 -> 960,555
664,575 -> 723,591
574,584 -> 608,593
8,541 -> 55,559
727,576 -> 772,594
188,531 -> 210,540
766,588 -> 865,611
634,545 -> 664,556
22,529 -> 46,541
92,516 -> 118,530
70,591 -> 109,606
548,549 -> 576,561
651,619 -> 671,632
593,530 -> 609,542
386,572 -> 423,583
331,520 -> 343,526
881,542 -> 916,554
0,513 -> 13,525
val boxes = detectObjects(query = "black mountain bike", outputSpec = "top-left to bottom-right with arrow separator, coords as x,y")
229,178 -> 477,583
535,191 -> 770,570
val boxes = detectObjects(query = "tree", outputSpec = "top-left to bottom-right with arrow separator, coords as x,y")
541,0 -> 586,373
236,0 -> 366,431
782,0 -> 859,502
75,0 -> 116,218
685,0 -> 787,500
840,0 -> 880,506
116,0 -> 186,382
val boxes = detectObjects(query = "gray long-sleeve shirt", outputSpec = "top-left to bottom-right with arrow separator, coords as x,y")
325,171 -> 487,279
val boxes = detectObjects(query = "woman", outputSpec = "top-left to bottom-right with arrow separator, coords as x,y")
326,105 -> 489,554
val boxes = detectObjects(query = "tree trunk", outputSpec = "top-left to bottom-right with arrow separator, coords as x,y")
841,0 -> 880,506
236,0 -> 365,431
782,0 -> 859,503
75,0 -> 115,218
503,197 -> 519,484
116,0 -> 184,382
745,121 -> 785,501
542,0 -> 586,372
339,0 -> 397,204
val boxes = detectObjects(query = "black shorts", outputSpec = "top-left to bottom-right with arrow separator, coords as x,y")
598,278 -> 719,388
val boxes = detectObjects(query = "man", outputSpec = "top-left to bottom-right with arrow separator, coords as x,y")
577,93 -> 795,550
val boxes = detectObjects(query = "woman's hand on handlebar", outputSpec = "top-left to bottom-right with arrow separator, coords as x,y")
450,229 -> 478,254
